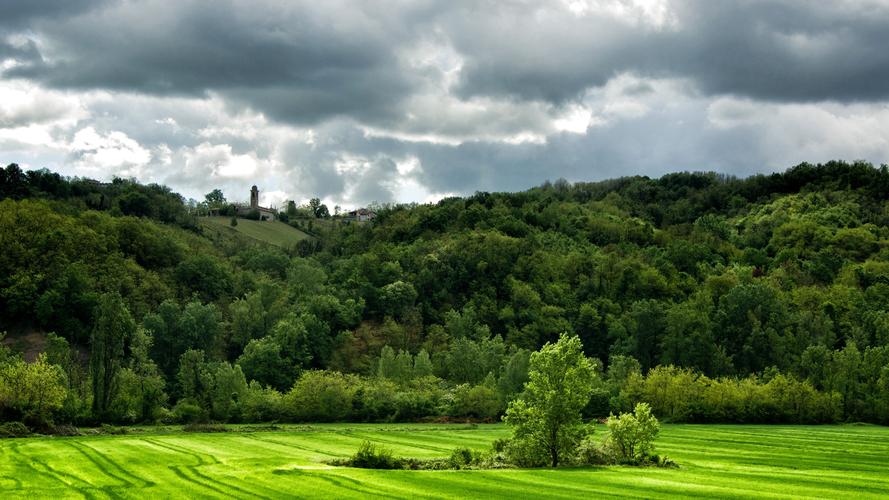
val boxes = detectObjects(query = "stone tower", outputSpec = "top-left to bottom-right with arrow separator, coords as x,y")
250,185 -> 259,208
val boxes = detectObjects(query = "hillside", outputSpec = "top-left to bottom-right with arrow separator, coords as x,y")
2,160 -> 889,428
202,216 -> 311,248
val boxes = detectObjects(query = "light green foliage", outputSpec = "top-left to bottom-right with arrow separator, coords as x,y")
44,332 -> 90,421
380,281 -> 418,319
377,346 -> 398,380
604,403 -> 660,463
504,334 -> 597,467
445,336 -> 508,385
413,349 -> 434,378
0,354 -> 67,426
241,381 -> 285,422
285,370 -> 358,422
110,328 -> 166,423
210,363 -> 248,421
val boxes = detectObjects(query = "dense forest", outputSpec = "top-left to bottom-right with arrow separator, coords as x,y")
2,160 -> 889,430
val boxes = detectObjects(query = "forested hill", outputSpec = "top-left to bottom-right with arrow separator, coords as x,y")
2,160 -> 889,426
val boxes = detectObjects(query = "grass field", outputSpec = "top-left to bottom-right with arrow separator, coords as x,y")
2,423 -> 888,499
202,217 -> 310,248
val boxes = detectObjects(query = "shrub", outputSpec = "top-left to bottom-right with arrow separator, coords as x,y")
604,403 -> 660,464
284,371 -> 357,422
392,388 -> 437,422
183,423 -> 228,433
448,447 -> 479,469
100,424 -> 128,435
172,400 -> 208,424
0,421 -> 30,438
347,441 -> 404,469
452,384 -> 502,420
241,382 -> 285,422
50,424 -> 81,436
353,378 -> 398,422
573,434 -> 610,465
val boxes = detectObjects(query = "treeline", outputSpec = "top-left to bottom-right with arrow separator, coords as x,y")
3,160 -> 889,429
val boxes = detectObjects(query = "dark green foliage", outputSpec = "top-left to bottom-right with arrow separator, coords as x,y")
0,421 -> 30,438
90,293 -> 135,419
346,441 -> 403,469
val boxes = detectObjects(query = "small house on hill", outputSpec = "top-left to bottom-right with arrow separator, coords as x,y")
237,185 -> 277,221
347,208 -> 376,222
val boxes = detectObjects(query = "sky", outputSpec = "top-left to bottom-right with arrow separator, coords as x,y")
2,0 -> 889,209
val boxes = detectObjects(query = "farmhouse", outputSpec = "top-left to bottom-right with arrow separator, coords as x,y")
347,208 -> 376,222
237,185 -> 277,221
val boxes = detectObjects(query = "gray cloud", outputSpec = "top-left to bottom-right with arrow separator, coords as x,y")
2,0 -> 889,207
7,0 -> 889,120
449,0 -> 889,104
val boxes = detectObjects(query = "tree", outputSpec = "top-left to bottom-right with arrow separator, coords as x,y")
127,328 -> 167,422
237,337 -> 292,390
0,354 -> 67,426
205,189 -> 226,208
604,402 -> 660,463
308,198 -> 329,218
503,333 -> 597,467
90,293 -> 135,419
413,349 -> 434,378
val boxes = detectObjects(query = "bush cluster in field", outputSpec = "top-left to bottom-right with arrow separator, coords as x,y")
333,404 -> 672,471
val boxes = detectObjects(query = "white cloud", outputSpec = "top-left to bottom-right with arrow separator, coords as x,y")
70,127 -> 151,171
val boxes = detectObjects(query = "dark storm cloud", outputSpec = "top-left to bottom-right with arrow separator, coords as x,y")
6,0 -> 420,124
449,0 -> 889,104
0,0 -> 111,29
5,0 -> 889,127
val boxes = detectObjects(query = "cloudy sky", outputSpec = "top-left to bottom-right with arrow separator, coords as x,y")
2,0 -> 889,208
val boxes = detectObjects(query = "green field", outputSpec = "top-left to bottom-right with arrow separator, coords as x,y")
2,424 -> 888,499
202,216 -> 310,248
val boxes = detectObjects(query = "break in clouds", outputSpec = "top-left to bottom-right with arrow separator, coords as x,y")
2,0 -> 889,207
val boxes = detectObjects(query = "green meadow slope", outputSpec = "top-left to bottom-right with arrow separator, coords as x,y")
201,216 -> 310,248
2,424 -> 888,499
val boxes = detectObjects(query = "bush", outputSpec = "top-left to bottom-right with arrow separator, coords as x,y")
604,403 -> 660,464
452,384 -> 502,420
0,421 -> 30,438
241,382 -> 285,422
392,389 -> 436,422
347,441 -> 404,469
448,447 -> 478,469
99,424 -> 128,435
573,434 -> 610,465
50,424 -> 81,436
172,400 -> 208,424
284,371 -> 357,422
183,423 -> 229,433
504,436 -> 550,468
353,378 -> 398,422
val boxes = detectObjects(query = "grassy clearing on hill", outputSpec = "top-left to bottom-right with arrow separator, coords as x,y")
201,216 -> 310,248
2,424 -> 888,499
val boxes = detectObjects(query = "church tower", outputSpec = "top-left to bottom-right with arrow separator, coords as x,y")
250,185 -> 259,208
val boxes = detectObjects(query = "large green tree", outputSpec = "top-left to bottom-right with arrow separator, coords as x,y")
504,333 -> 597,467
